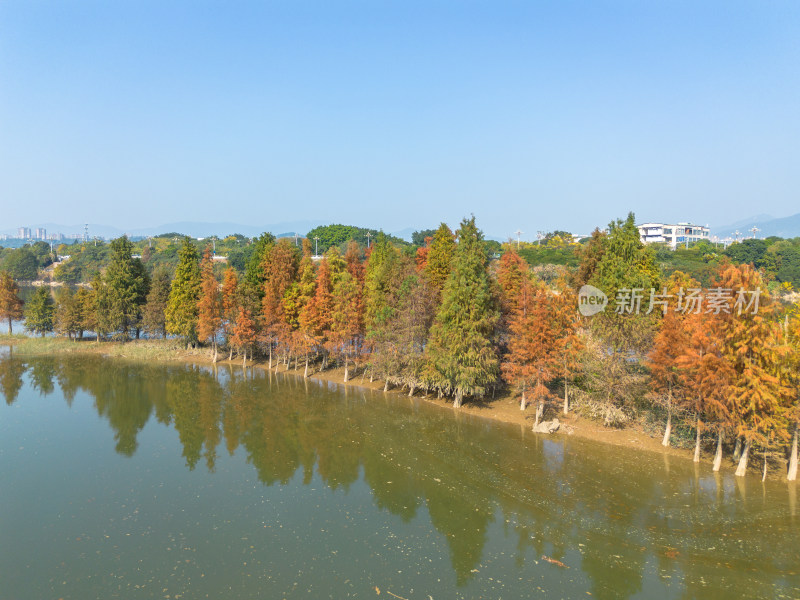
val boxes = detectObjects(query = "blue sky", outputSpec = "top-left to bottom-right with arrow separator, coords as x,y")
1,1 -> 798,239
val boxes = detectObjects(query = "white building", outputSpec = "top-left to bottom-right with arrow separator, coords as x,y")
638,222 -> 709,249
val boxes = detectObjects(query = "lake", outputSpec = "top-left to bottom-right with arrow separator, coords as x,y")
0,350 -> 798,599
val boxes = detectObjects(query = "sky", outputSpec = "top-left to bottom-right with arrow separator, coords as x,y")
1,0 -> 799,240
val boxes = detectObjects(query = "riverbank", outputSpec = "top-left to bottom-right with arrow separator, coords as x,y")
0,335 -> 781,478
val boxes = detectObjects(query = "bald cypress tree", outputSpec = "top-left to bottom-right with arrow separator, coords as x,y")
166,238 -> 201,346
424,223 -> 456,298
24,286 -> 55,337
0,270 -> 24,334
426,216 -> 499,407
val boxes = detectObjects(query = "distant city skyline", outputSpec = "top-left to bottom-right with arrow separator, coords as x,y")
2,1 -> 798,238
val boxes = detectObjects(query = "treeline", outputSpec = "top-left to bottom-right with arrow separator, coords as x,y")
0,242 -> 55,281
1,214 -> 799,479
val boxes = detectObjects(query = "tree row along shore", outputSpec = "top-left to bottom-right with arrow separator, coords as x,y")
1,214 -> 799,480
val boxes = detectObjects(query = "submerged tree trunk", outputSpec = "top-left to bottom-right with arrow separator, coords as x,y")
762,453 -> 768,482
242,352 -> 247,368
268,343 -> 273,369
788,426 -> 798,481
693,416 -> 701,463
383,379 -> 389,392
408,383 -> 415,397
520,386 -> 526,411
734,437 -> 742,462
343,356 -> 349,383
453,389 -> 463,409
662,411 -> 672,447
563,381 -> 569,415
304,354 -> 309,378
712,430 -> 724,472
212,342 -> 218,363
735,439 -> 752,477
228,347 -> 233,361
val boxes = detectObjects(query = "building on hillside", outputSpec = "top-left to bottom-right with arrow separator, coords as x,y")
638,222 -> 709,249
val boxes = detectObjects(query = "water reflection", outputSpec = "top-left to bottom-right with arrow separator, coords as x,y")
1,353 -> 799,598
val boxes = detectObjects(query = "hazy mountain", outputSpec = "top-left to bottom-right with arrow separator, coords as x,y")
713,212 -> 800,240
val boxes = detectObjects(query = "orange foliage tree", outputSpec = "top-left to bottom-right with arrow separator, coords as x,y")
196,246 -> 221,362
221,266 -> 239,359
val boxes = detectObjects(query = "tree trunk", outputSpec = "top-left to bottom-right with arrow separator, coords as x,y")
563,381 -> 569,415
343,357 -> 349,383
304,355 -> 309,378
228,347 -> 233,361
693,415 -> 701,463
242,353 -> 247,368
535,401 -> 544,427
788,426 -> 798,481
762,453 -> 768,482
520,388 -> 526,411
7,317 -> 12,334
212,342 -> 218,363
735,439 -> 752,477
408,383 -> 415,397
734,437 -> 742,462
285,352 -> 291,371
662,410 -> 672,448
369,370 -> 374,383
712,430 -> 724,472
268,343 -> 273,369
383,379 -> 389,392
453,389 -> 463,408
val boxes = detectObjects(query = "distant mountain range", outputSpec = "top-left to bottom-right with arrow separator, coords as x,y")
712,212 -> 800,240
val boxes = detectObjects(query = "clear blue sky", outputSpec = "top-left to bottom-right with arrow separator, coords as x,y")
1,1 -> 798,239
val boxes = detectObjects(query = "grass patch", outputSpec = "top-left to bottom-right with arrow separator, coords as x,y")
1,336 -> 214,363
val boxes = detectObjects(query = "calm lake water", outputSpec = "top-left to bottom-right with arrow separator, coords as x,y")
1,350 -> 798,599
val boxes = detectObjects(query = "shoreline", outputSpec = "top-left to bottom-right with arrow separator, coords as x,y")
1,335 -> 787,480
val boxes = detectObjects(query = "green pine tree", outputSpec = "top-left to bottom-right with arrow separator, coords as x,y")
424,223 -> 456,297
102,236 -> 150,338
166,238 -> 202,344
426,216 -> 500,407
24,286 -> 55,337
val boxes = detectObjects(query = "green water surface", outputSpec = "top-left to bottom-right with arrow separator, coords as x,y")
0,350 -> 797,599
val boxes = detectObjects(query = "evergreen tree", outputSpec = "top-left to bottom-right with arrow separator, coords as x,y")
143,267 -> 171,339
77,286 -> 98,340
424,223 -> 456,297
0,270 -> 24,334
166,237 -> 202,344
103,236 -> 150,338
55,287 -> 83,340
24,286 -> 55,337
426,216 -> 499,407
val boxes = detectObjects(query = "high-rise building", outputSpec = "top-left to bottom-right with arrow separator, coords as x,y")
17,227 -> 31,239
35,227 -> 46,240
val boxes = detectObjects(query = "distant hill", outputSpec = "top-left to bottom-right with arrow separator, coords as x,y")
713,212 -> 800,240
1,220 -> 330,240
